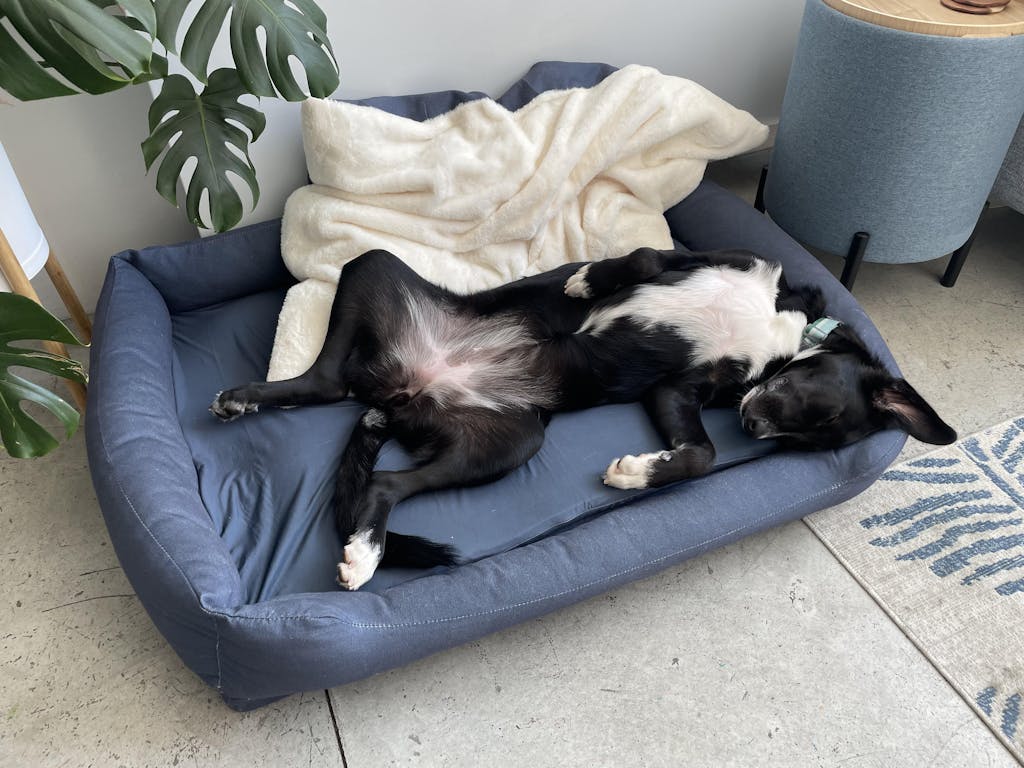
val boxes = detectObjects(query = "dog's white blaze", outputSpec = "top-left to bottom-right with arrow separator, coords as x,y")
788,345 -> 823,364
337,531 -> 381,591
385,289 -> 556,411
739,384 -> 762,411
579,262 -> 807,380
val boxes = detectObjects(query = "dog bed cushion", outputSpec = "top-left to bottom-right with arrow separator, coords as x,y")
86,63 -> 906,710
175,288 -> 776,596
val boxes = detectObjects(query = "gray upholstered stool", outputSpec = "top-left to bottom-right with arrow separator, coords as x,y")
758,0 -> 1024,289
991,115 -> 1024,214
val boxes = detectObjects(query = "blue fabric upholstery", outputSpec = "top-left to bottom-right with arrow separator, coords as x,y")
86,62 -> 906,710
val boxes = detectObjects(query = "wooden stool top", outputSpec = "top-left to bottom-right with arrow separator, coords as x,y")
824,0 -> 1024,36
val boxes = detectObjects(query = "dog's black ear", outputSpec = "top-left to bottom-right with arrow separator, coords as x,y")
776,283 -> 826,319
797,285 -> 827,321
871,378 -> 957,445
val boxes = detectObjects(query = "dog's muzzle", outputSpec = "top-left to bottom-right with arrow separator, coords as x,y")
740,380 -> 786,439
742,414 -> 774,439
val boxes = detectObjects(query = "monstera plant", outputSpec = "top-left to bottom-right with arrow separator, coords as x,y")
0,293 -> 87,458
0,0 -> 339,232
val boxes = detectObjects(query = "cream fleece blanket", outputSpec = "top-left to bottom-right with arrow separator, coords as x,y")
269,65 -> 768,381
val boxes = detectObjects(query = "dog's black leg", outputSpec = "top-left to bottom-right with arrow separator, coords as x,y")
335,408 -> 546,590
335,407 -> 391,534
564,247 -> 683,299
564,247 -> 765,300
603,376 -> 716,490
210,371 -> 348,421
211,249 -> 434,421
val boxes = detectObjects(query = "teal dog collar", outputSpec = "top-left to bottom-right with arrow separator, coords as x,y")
801,317 -> 841,350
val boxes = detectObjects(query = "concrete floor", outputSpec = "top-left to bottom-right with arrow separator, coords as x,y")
3,154 -> 1023,767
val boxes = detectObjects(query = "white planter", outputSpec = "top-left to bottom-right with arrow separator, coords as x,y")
0,140 -> 49,291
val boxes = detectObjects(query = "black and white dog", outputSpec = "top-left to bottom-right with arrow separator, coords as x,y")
211,247 -> 955,590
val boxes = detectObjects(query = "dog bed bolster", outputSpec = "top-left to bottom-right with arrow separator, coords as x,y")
86,62 -> 905,709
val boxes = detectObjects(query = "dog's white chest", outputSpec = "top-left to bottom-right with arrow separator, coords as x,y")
579,262 -> 807,377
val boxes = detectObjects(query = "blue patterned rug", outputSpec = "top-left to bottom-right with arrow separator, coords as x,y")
807,417 -> 1024,762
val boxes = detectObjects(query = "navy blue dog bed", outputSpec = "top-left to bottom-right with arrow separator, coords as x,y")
86,63 -> 906,710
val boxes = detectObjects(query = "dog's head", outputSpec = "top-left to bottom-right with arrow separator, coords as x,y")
740,323 -> 956,449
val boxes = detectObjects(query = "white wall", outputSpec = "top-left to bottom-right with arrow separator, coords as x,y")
0,0 -> 805,315
0,86 -> 198,316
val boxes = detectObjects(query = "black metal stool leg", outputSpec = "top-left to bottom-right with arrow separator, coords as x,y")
941,202 -> 989,288
840,232 -> 869,291
754,165 -> 768,213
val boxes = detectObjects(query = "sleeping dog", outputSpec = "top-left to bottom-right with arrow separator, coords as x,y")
211,247 -> 955,590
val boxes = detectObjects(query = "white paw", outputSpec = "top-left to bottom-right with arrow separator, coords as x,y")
209,391 -> 258,422
336,531 -> 382,591
564,265 -> 592,298
602,451 -> 672,490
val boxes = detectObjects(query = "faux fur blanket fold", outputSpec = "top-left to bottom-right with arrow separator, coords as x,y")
269,64 -> 769,381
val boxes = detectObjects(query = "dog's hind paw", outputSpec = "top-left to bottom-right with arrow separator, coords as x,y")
210,390 -> 259,422
336,532 -> 383,591
602,451 -> 672,490
564,265 -> 592,298
360,407 -> 388,432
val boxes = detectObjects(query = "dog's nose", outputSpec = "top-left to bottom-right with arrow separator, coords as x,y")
744,416 -> 770,437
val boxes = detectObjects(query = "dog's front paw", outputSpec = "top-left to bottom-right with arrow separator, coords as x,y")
602,451 -> 672,490
336,532 -> 383,591
210,390 -> 259,422
564,265 -> 593,298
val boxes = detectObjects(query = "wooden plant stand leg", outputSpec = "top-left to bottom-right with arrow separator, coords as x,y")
43,250 -> 92,343
0,230 -> 88,412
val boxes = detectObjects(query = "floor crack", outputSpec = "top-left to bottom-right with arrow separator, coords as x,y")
40,594 -> 135,612
324,689 -> 349,768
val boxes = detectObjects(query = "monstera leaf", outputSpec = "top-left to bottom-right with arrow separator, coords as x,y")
0,0 -> 160,100
0,294 -> 87,459
142,68 -> 267,232
1,0 -> 338,232
177,0 -> 338,100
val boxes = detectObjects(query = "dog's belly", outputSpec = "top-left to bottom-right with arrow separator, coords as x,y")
368,290 -> 555,412
399,346 -> 546,411
579,261 -> 807,379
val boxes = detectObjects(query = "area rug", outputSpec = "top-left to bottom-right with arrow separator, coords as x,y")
806,417 -> 1024,763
